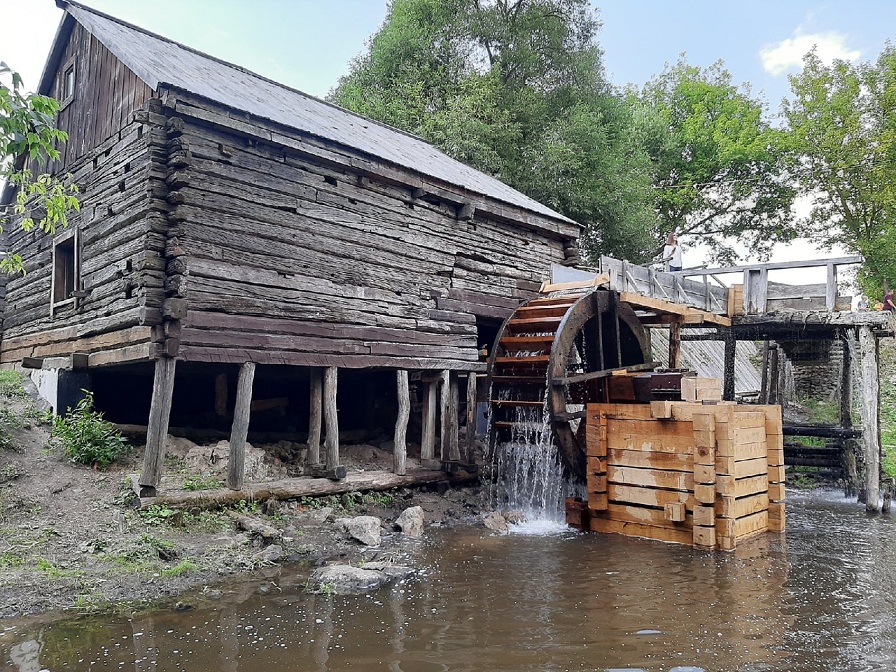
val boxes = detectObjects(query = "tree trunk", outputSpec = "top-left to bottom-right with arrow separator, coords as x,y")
307,367 -> 323,465
394,370 -> 409,475
138,357 -> 177,493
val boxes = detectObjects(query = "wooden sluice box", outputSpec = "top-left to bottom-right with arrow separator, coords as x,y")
566,401 -> 785,550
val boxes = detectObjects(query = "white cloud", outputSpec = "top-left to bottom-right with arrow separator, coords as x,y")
760,30 -> 860,76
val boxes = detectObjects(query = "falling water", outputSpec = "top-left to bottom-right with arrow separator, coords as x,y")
486,386 -> 581,525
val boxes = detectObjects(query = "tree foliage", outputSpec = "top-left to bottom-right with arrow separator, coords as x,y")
0,62 -> 79,274
783,47 -> 896,295
330,0 -> 657,263
641,59 -> 796,264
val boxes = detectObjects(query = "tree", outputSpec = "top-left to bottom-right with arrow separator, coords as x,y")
642,58 -> 796,264
330,0 -> 657,264
0,62 -> 79,273
783,47 -> 896,296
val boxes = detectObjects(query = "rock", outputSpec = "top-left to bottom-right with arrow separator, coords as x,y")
227,511 -> 281,541
257,584 -> 270,595
310,564 -> 390,594
174,601 -> 193,611
204,589 -> 222,600
503,510 -> 526,525
483,511 -> 508,532
296,506 -> 333,524
362,562 -> 415,581
336,516 -> 382,546
254,544 -> 283,565
394,506 -> 425,537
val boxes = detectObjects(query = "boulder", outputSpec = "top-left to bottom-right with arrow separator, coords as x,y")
310,564 -> 390,594
254,544 -> 283,565
296,506 -> 333,525
336,516 -> 382,546
503,510 -> 526,525
483,511 -> 508,532
394,506 -> 425,537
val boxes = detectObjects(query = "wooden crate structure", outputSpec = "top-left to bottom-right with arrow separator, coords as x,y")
579,401 -> 785,550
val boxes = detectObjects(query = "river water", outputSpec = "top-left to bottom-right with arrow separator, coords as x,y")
3,489 -> 896,672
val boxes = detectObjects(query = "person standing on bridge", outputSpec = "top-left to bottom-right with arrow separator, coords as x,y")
662,232 -> 683,272
884,287 -> 896,312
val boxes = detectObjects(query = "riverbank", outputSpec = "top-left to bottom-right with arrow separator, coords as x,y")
0,378 -> 489,619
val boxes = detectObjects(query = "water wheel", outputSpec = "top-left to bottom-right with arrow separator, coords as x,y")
487,290 -> 650,482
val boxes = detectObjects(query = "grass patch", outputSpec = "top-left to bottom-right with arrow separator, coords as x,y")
160,560 -> 197,577
0,370 -> 27,399
183,474 -> 224,491
880,339 -> 896,477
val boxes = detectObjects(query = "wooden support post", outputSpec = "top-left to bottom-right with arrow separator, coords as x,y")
394,370 -> 409,476
768,344 -> 780,405
825,263 -> 837,312
421,379 -> 438,464
859,326 -> 881,512
138,357 -> 177,495
214,373 -> 228,417
759,340 -> 770,404
722,331 -> 736,402
324,366 -> 340,474
668,321 -> 682,369
227,362 -> 256,490
448,372 -> 461,462
307,367 -> 323,466
465,372 -> 477,465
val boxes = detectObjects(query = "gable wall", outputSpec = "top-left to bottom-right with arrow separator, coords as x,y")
47,21 -> 155,173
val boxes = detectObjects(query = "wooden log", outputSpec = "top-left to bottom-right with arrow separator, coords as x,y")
421,379 -> 437,461
143,469 -> 478,510
214,372 -> 228,417
768,345 -> 779,405
465,372 -> 477,465
324,366 -> 340,473
227,362 -> 256,490
307,367 -> 323,466
394,369 -> 409,476
759,340 -> 770,404
859,326 -> 881,512
138,357 -> 177,494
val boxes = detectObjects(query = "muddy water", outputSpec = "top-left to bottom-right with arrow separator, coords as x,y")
4,490 -> 896,672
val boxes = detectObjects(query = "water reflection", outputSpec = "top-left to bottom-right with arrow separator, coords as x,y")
3,490 -> 896,671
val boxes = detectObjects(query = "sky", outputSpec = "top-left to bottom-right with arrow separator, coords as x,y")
2,0 -> 893,287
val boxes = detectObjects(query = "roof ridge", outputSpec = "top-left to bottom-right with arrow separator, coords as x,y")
57,0 -> 435,148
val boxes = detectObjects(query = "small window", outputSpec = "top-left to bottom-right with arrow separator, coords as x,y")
59,58 -> 75,107
51,229 -> 79,314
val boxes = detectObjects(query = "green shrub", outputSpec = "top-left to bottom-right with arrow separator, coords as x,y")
183,475 -> 224,491
51,391 -> 128,468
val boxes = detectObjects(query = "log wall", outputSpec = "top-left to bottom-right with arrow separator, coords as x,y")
165,109 -> 572,370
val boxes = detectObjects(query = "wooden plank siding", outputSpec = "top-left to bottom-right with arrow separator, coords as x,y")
170,115 -> 567,369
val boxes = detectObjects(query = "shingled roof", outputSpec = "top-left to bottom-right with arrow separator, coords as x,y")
42,0 -> 576,227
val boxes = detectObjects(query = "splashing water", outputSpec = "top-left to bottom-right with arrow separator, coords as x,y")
486,389 -> 582,528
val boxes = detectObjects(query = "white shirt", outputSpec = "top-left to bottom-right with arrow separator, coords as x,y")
663,244 -> 682,268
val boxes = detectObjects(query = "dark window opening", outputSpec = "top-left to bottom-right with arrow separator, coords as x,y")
53,235 -> 76,303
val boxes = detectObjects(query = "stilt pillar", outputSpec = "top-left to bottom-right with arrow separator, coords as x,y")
307,367 -> 323,466
859,326 -> 881,512
227,362 -> 256,490
421,376 -> 438,468
394,370 -> 409,475
323,366 -> 341,476
465,372 -> 477,465
138,357 -> 177,495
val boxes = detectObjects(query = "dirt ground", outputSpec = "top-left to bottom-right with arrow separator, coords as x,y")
0,387 -> 488,620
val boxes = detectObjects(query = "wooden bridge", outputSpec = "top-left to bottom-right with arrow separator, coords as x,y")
548,256 -> 894,510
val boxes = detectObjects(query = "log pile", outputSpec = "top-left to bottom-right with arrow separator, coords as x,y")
574,400 -> 785,550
